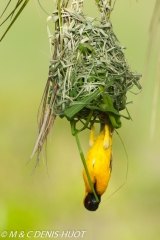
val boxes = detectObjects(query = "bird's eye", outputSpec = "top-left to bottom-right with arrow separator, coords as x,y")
84,193 -> 101,211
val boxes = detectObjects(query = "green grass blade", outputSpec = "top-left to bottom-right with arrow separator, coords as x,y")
0,0 -> 30,42
125,107 -> 132,121
0,0 -> 12,19
63,90 -> 100,120
0,0 -> 23,26
74,134 -> 99,203
70,110 -> 93,136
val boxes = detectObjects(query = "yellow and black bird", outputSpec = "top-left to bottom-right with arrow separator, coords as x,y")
83,124 -> 113,211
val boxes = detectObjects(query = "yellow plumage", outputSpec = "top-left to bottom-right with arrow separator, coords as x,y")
83,124 -> 112,210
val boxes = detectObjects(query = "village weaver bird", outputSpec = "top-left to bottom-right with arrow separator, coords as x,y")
83,124 -> 113,211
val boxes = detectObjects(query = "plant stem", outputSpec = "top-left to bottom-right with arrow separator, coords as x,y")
57,0 -> 63,51
74,134 -> 99,203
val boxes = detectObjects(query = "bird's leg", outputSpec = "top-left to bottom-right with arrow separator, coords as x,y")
103,124 -> 111,149
89,125 -> 95,147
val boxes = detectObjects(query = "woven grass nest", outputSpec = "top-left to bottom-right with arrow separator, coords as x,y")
31,1 -> 141,160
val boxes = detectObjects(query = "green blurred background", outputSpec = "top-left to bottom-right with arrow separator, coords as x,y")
0,1 -> 160,239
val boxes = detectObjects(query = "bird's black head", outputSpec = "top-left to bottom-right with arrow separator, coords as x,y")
84,193 -> 101,211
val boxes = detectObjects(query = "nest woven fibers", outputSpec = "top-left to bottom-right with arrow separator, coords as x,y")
48,7 -> 141,131
30,2 -> 142,161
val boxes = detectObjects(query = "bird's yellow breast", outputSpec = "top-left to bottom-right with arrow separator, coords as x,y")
83,125 -> 112,196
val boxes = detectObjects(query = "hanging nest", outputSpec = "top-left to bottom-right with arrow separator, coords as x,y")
31,0 -> 141,160
49,7 -> 141,124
